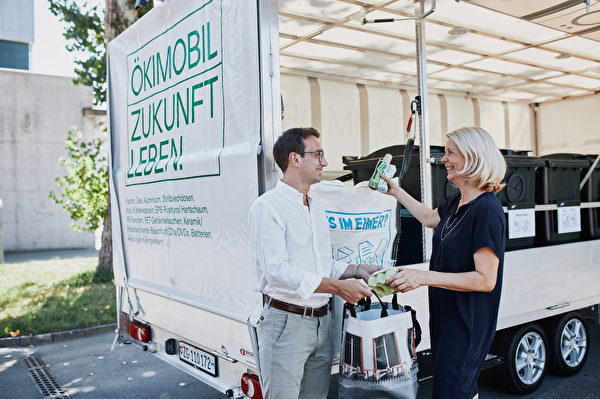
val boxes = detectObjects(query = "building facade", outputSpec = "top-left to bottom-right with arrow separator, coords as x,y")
0,0 -> 34,70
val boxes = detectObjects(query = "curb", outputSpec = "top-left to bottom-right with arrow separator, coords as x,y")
0,323 -> 117,347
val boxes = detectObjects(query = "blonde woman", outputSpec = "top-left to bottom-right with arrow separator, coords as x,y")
380,127 -> 507,399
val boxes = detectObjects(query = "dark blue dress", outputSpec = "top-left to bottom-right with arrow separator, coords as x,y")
429,191 -> 506,399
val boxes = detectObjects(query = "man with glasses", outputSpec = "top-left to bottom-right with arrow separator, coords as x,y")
249,127 -> 381,399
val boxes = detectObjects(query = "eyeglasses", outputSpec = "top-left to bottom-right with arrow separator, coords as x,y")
301,150 -> 325,163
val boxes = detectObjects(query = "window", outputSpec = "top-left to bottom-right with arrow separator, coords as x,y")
343,332 -> 362,368
407,327 -> 417,359
374,332 -> 400,369
0,41 -> 29,70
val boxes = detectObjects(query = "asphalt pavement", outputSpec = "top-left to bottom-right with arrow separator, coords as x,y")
2,322 -> 600,399
2,249 -> 600,398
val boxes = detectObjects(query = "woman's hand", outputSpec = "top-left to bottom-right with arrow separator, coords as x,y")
385,247 -> 500,293
379,173 -> 399,196
386,267 -> 426,293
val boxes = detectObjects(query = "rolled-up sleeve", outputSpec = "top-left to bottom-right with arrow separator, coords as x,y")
330,260 -> 347,280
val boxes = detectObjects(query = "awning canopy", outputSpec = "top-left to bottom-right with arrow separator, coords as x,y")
278,0 -> 600,103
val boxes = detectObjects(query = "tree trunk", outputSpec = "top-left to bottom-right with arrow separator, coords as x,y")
98,186 -> 113,274
98,0 -> 153,274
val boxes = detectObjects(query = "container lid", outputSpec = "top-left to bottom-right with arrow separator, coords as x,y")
343,153 -> 422,169
542,153 -> 586,159
501,149 -> 531,156
503,155 -> 546,167
542,153 -> 600,167
579,154 -> 600,168
542,157 -> 590,168
354,144 -> 445,160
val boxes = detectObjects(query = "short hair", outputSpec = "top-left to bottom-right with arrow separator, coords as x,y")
447,127 -> 506,193
273,127 -> 321,172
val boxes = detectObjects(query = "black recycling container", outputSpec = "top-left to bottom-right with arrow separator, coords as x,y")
534,156 -> 590,246
343,145 -> 452,266
581,155 -> 600,240
545,154 -> 600,240
499,154 -> 546,251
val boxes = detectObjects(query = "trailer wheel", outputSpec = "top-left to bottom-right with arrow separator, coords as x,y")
490,324 -> 548,394
545,312 -> 589,376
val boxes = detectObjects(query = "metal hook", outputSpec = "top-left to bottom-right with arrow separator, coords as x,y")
410,96 -> 421,115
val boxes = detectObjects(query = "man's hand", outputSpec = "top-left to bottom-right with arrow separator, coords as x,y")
335,279 -> 373,304
358,264 -> 383,282
341,263 -> 383,282
315,277 -> 372,304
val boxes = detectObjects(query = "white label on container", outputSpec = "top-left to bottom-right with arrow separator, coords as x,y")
508,208 -> 535,239
557,206 -> 581,234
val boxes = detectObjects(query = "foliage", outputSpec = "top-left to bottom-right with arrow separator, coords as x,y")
47,0 -> 155,273
48,0 -> 106,105
0,256 -> 115,338
49,128 -> 109,233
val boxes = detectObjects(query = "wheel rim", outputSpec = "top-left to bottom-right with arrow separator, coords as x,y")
515,331 -> 546,385
560,318 -> 587,368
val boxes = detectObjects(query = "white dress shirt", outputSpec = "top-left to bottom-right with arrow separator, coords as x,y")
249,180 -> 347,308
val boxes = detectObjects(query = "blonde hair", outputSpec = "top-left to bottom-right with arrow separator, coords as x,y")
447,127 -> 506,193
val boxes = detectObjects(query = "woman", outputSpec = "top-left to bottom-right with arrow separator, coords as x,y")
380,127 -> 507,399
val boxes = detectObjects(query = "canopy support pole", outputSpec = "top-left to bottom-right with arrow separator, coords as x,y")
415,0 -> 433,262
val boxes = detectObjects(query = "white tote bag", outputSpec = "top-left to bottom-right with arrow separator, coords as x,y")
310,180 -> 399,268
339,293 -> 420,399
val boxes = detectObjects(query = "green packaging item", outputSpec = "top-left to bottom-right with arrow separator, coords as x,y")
368,153 -> 393,190
368,267 -> 399,297
377,163 -> 397,193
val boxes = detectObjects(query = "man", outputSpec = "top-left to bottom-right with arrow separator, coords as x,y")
249,127 -> 381,399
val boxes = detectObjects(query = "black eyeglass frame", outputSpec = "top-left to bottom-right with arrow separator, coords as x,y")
299,150 -> 325,163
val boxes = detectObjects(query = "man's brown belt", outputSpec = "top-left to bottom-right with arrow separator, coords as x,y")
265,296 -> 329,317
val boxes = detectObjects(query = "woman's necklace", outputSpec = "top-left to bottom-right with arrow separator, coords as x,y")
440,197 -> 475,241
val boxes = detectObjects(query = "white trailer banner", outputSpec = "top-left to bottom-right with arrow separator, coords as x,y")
108,0 -> 263,320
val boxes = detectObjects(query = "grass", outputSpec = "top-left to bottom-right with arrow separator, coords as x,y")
0,255 -> 116,338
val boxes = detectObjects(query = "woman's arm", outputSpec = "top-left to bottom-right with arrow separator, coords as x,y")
386,247 -> 499,293
380,174 -> 440,228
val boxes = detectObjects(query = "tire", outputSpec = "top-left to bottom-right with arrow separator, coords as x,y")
490,324 -> 548,395
544,312 -> 589,376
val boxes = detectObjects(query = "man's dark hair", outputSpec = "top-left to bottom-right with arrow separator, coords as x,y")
273,127 -> 320,172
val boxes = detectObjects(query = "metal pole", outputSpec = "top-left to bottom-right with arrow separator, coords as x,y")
0,199 -> 4,264
414,0 -> 433,262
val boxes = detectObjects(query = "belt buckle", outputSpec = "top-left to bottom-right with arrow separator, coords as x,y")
302,306 -> 310,318
302,306 -> 317,318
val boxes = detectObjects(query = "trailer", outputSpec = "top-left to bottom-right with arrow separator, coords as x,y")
107,0 -> 600,397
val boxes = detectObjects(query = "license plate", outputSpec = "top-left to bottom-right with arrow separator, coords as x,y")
179,341 -> 218,377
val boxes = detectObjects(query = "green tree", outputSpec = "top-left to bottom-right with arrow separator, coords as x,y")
48,0 -> 106,105
49,128 -> 108,233
48,0 -> 154,274
48,0 -> 154,105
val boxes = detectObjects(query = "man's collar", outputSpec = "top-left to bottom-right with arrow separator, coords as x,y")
277,179 -> 312,204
